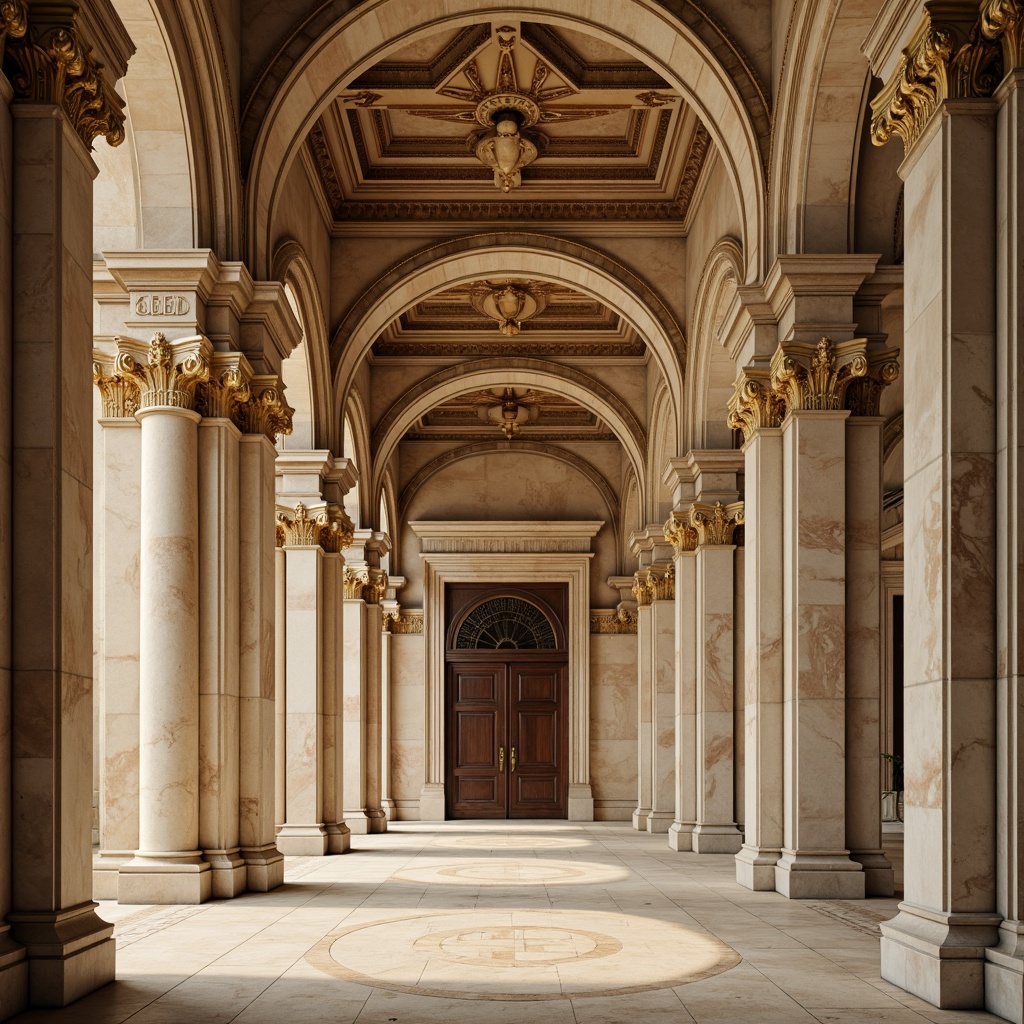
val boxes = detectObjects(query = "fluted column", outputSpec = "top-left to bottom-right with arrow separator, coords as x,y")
115,335 -> 212,904
729,369 -> 785,889
691,502 -> 744,854
665,512 -> 697,852
868,3 -> 1004,1004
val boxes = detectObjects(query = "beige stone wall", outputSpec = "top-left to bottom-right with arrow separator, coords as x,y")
590,634 -> 638,820
390,634 -> 425,819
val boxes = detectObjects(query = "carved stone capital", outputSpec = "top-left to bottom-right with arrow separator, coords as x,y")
198,360 -> 250,421
646,564 -> 675,601
631,570 -> 652,607
870,8 -> 1003,151
4,6 -> 126,148
770,337 -> 870,413
981,0 -> 1024,70
690,501 -> 744,546
664,509 -> 698,555
727,367 -> 785,441
93,350 -> 140,418
320,505 -> 355,553
845,350 -> 901,416
343,566 -> 386,603
115,333 -> 211,412
232,376 -> 294,442
277,503 -> 325,547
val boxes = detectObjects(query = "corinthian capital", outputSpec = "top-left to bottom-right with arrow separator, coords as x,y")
981,0 -> 1024,70
277,502 -> 325,547
631,571 -> 652,606
664,509 -> 698,554
727,367 -> 785,441
198,356 -> 251,420
93,349 -> 140,418
646,564 -> 675,601
870,8 -> 1003,151
320,505 -> 355,553
690,501 -> 744,546
770,337 -> 869,413
4,6 -> 126,148
232,377 -> 294,442
844,349 -> 900,416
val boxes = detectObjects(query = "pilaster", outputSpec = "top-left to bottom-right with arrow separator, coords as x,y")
380,576 -> 407,822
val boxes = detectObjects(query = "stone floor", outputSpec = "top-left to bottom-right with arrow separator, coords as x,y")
14,822 -> 1001,1023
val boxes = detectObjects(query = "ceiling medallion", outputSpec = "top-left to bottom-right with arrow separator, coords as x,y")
485,387 -> 532,442
469,281 -> 550,335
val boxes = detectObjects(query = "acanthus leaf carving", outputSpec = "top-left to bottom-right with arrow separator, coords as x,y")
320,505 -> 355,553
727,367 -> 785,441
845,351 -> 901,417
664,509 -> 698,554
0,0 -> 27,61
631,570 -> 652,606
198,363 -> 250,420
689,501 -> 744,547
981,0 -> 1024,69
769,337 -> 868,413
232,377 -> 294,441
277,502 -> 326,547
93,352 -> 140,418
590,608 -> 638,634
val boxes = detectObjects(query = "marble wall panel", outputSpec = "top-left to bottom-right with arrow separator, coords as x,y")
390,634 -> 425,815
590,635 -> 637,818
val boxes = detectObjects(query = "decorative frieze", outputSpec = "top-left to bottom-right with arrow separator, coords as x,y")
981,0 -> 1024,69
389,610 -> 424,635
664,510 -> 698,555
4,6 -> 126,148
590,608 -> 638,634
727,368 -> 785,442
689,501 -> 745,547
770,337 -> 869,413
870,8 -> 1003,151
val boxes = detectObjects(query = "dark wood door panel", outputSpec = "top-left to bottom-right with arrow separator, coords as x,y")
447,662 -> 507,818
509,663 -> 567,819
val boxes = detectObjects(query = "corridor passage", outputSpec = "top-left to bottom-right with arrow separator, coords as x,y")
14,823 -> 994,1023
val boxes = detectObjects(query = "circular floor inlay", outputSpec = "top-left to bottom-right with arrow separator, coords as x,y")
306,909 -> 740,1000
432,835 -> 588,850
392,859 -> 626,887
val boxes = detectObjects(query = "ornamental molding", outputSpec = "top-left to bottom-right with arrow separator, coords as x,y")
590,608 -> 638,634
631,570 -> 652,606
410,520 -> 602,554
769,337 -> 869,413
93,350 -> 140,418
690,501 -> 744,547
727,366 -> 785,441
4,6 -> 126,148
981,0 -> 1024,69
870,7 -> 1003,152
320,505 -> 355,553
631,564 -> 675,605
198,359 -> 250,420
844,349 -> 901,417
664,509 -> 698,554
390,610 -> 424,634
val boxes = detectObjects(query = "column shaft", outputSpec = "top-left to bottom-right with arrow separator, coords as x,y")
321,552 -> 349,852
648,595 -> 676,833
668,551 -> 697,851
632,601 -> 653,830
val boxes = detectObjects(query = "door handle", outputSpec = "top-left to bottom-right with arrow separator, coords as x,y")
499,746 -> 505,772
510,746 -> 516,773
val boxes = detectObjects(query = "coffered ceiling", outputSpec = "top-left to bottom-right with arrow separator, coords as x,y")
306,20 -> 712,223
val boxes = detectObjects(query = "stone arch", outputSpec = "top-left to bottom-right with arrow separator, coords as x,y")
343,387 -> 373,528
273,240 -> 334,450
244,0 -> 769,282
371,359 -> 647,514
687,238 -> 744,450
621,468 -> 642,572
647,382 -> 677,524
771,0 -> 888,255
330,233 -> 684,451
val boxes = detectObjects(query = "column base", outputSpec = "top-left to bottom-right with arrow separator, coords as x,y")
345,810 -> 387,835
881,905 -> 1000,1009
92,850 -> 133,901
240,844 -> 285,892
204,849 -> 247,899
0,926 -> 27,1020
326,822 -> 351,854
985,922 -> 1024,1022
774,850 -> 865,899
419,783 -> 445,822
382,798 -> 397,821
646,810 -> 674,834
851,849 -> 895,897
631,807 -> 650,831
568,784 -> 594,821
118,854 -> 213,904
667,821 -> 694,852
276,824 -> 329,856
692,823 -> 743,854
8,902 -> 114,1007
735,844 -> 780,890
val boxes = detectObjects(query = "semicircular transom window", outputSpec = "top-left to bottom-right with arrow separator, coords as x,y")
455,597 -> 557,650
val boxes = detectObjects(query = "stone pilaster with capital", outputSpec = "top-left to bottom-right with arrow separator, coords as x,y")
727,367 -> 785,442
844,350 -> 901,417
632,571 -> 652,606
664,510 -> 698,555
320,506 -> 355,553
233,377 -> 294,442
277,503 -> 325,547
3,1 -> 127,148
198,356 -> 250,421
769,337 -> 870,413
93,350 -> 141,418
689,501 -> 745,547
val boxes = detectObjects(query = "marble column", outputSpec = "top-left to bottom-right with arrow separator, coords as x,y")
276,504 -> 328,855
729,371 -> 785,889
691,502 -> 744,854
985,35 -> 1024,1024
868,7 -> 1003,1002
343,535 -> 389,835
4,0 -> 129,999
647,566 -> 677,834
772,338 -> 865,900
665,512 -> 697,852
630,573 -> 653,831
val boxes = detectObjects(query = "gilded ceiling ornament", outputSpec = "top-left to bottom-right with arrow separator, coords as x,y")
769,337 -> 868,413
870,11 -> 1003,151
664,509 -> 699,554
727,368 -> 785,441
277,503 -> 326,547
233,378 -> 294,441
5,15 -> 126,148
636,91 -> 676,107
689,501 -> 744,547
469,281 -> 550,335
981,0 -> 1024,69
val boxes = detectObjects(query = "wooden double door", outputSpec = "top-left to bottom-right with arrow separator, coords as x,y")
446,657 -> 568,818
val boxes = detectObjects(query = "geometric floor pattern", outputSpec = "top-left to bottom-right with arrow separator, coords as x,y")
11,821 -> 1002,1023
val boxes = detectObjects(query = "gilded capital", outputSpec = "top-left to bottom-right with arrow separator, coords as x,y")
845,350 -> 900,416
646,564 -> 675,601
320,505 -> 355,553
870,10 -> 1002,151
4,11 -> 126,147
690,500 -> 744,546
665,509 -> 698,554
770,337 -> 869,412
727,367 -> 785,441
277,503 -> 325,547
117,333 -> 211,411
981,0 -> 1024,70
93,351 -> 140,418
631,570 -> 652,606
199,363 -> 250,420
343,566 -> 369,599
233,377 -> 294,442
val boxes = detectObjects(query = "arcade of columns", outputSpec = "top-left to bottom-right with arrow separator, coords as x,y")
0,0 -> 1023,1019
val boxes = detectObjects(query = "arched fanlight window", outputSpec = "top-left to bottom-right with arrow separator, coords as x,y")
455,597 -> 557,650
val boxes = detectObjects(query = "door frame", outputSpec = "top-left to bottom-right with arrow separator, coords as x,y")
410,520 -> 602,822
